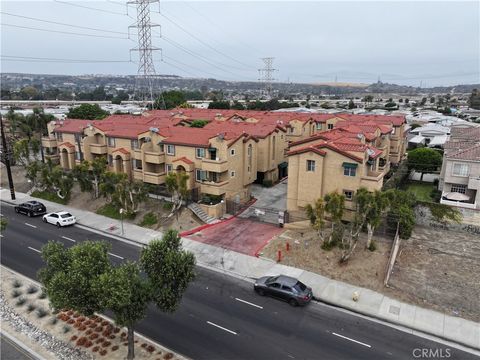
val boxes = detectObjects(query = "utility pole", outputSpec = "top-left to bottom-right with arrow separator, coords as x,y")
258,57 -> 276,99
128,0 -> 163,109
0,114 -> 16,200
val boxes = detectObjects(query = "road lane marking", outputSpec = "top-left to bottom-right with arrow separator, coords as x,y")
108,252 -> 124,260
27,246 -> 41,254
0,234 -> 3,238
206,321 -> 237,335
25,223 -> 37,228
332,332 -> 371,348
61,236 -> 76,243
235,297 -> 263,309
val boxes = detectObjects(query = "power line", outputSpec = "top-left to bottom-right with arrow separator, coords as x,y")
54,0 -> 129,16
158,10 -> 255,71
0,11 -> 128,35
0,23 -> 129,40
161,54 -> 220,79
1,55 -> 132,63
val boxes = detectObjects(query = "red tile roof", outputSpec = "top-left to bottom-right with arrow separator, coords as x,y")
58,141 -> 75,148
112,148 -> 130,155
173,156 -> 194,165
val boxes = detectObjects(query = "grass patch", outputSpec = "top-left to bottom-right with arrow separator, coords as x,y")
31,190 -> 68,205
139,212 -> 158,227
162,202 -> 173,211
406,182 -> 435,202
96,203 -> 136,220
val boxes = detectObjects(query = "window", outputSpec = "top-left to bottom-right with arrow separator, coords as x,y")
159,144 -> 164,152
452,163 -> 469,177
134,159 -> 142,170
230,148 -> 236,156
343,190 -> 354,201
107,137 -> 115,147
327,123 -> 334,130
451,184 -> 467,194
196,148 -> 205,158
316,123 -> 322,130
230,171 -> 235,178
131,139 -> 139,149
306,160 -> 315,172
108,155 -> 113,166
195,169 -> 206,181
165,164 -> 173,173
392,127 -> 396,135
289,127 -> 294,134
281,285 -> 292,292
166,144 -> 175,155
75,151 -> 81,161
55,132 -> 63,141
344,167 -> 356,177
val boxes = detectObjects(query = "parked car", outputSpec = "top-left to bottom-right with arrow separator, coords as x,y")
254,275 -> 313,306
42,211 -> 76,227
14,201 -> 47,217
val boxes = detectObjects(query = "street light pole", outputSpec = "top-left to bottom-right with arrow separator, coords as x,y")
0,113 -> 16,200
119,208 -> 124,236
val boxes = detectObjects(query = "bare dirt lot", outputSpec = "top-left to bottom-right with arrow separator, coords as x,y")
0,164 -> 33,193
389,225 -> 480,322
262,225 -> 480,322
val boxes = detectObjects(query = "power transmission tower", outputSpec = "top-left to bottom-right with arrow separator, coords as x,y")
128,0 -> 163,108
258,57 -> 276,99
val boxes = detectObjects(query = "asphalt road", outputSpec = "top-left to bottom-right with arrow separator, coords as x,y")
1,334 -> 36,360
1,203 -> 477,360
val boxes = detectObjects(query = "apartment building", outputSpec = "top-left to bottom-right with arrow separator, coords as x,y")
439,127 -> 480,210
286,121 -> 395,218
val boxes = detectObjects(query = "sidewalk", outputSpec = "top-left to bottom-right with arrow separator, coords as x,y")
1,189 -> 479,351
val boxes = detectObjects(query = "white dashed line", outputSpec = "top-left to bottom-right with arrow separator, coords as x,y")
206,321 -> 237,335
332,332 -> 371,348
25,223 -> 37,228
61,236 -> 76,243
0,234 -> 3,238
27,246 -> 41,254
235,297 -> 263,309
108,252 -> 124,260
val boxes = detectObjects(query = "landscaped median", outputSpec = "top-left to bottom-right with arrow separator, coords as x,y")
0,266 -> 186,360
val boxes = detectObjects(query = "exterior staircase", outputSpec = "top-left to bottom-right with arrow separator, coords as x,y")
188,203 -> 217,224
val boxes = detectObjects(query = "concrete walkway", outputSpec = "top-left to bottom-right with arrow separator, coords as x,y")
1,189 -> 479,351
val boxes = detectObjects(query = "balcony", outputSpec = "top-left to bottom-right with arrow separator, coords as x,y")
45,154 -> 60,164
134,149 -> 142,160
200,180 -> 229,196
144,151 -> 165,164
468,176 -> 480,190
41,137 -> 57,148
360,171 -> 384,190
90,143 -> 107,155
440,197 -> 477,210
202,158 -> 229,173
133,169 -> 143,181
143,171 -> 165,185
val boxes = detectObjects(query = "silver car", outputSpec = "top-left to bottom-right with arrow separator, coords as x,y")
254,275 -> 313,306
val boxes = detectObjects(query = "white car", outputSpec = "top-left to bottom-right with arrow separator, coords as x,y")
42,211 -> 76,227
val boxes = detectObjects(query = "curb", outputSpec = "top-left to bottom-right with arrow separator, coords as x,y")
1,329 -> 48,360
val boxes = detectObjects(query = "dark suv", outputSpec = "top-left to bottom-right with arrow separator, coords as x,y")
14,201 -> 47,217
254,275 -> 313,306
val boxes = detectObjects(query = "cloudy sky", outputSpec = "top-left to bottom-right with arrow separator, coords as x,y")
1,0 -> 479,86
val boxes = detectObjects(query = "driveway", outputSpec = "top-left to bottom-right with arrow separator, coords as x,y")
186,217 -> 284,256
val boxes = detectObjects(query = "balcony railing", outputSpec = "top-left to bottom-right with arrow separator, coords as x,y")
90,143 -> 107,155
440,197 -> 477,210
200,180 -> 229,196
41,137 -> 57,148
468,176 -> 480,190
201,158 -> 229,173
143,171 -> 166,185
144,151 -> 165,164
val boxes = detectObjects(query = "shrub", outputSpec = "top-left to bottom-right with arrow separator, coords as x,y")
101,320 -> 109,326
67,310 -> 74,316
49,317 -> 58,325
141,343 -> 148,348
123,342 -> 128,346
140,212 -> 158,227
84,340 -> 93,348
95,326 -> 103,332
78,316 -> 86,322
62,326 -> 71,334
109,335 -> 115,340
70,335 -> 78,342
67,319 -> 75,324
79,325 -> 87,331
27,285 -> 38,294
96,337 -> 105,344
113,327 -> 120,334
36,308 -> 48,318
12,289 -> 22,298
101,341 -> 111,348
162,202 -> 173,211
164,352 -> 174,360
89,333 -> 99,340
12,280 -> 22,288
27,304 -> 36,312
15,297 -> 27,306
92,346 -> 100,353
85,329 -> 93,335
147,345 -> 155,353
89,323 -> 96,329
38,290 -> 47,299
99,350 -> 107,356
73,312 -> 80,318
32,190 -> 68,205
112,346 -> 119,351
368,241 -> 377,252
262,179 -> 273,188
76,337 -> 87,346
84,320 -> 92,326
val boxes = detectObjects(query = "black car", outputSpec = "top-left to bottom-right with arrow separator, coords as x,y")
14,201 -> 47,217
254,275 -> 313,306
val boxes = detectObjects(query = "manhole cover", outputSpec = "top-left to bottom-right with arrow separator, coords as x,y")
389,305 -> 400,315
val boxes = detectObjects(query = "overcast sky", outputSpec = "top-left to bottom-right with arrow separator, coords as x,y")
1,1 -> 479,86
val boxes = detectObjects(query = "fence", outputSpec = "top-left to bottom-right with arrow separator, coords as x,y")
384,224 -> 401,287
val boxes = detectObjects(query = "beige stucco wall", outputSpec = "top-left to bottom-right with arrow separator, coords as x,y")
199,202 -> 226,219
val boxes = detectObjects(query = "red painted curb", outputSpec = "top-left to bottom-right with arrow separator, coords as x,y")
180,198 -> 257,237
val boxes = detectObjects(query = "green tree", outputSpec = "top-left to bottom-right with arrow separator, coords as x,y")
72,161 -> 92,192
39,241 -> 111,315
305,198 -> 326,242
67,104 -> 109,120
189,120 -> 209,128
430,96 -> 435,104
231,101 -> 245,110
208,100 -> 231,109
154,90 -> 186,110
385,190 -> 416,240
324,191 -> 345,247
348,99 -> 355,109
94,262 -> 150,360
468,89 -> 480,109
357,189 -> 389,250
407,148 -> 443,181
141,229 -> 196,317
